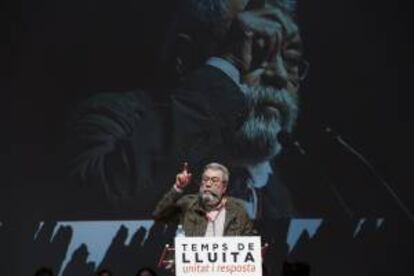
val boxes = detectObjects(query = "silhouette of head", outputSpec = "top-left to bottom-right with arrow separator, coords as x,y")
97,269 -> 112,276
136,267 -> 157,276
282,261 -> 311,276
34,267 -> 53,276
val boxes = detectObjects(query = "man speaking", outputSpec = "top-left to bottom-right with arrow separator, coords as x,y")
153,162 -> 255,236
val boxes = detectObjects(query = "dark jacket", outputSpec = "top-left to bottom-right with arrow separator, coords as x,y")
153,187 -> 255,236
65,65 -> 248,216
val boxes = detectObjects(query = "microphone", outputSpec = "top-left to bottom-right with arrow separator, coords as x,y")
324,126 -> 414,220
278,131 -> 306,155
292,140 -> 307,156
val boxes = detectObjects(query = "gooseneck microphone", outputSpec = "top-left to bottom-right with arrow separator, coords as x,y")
324,126 -> 414,220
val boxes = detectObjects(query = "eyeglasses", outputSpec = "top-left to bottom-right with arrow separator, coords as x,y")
201,176 -> 222,185
261,58 -> 310,87
285,59 -> 310,82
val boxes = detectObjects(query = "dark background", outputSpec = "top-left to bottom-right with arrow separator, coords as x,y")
5,0 -> 412,218
2,0 -> 414,274
297,0 -> 412,208
2,0 -> 412,218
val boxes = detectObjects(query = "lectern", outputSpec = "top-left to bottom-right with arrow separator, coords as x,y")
158,236 -> 269,276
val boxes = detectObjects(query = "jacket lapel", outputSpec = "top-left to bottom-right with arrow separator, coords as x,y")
223,198 -> 239,234
185,199 -> 208,236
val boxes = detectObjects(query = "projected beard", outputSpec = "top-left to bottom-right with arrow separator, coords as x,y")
231,85 -> 299,164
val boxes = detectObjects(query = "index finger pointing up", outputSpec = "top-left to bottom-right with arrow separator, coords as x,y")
182,162 -> 189,173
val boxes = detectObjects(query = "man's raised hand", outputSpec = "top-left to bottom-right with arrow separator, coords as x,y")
175,162 -> 192,189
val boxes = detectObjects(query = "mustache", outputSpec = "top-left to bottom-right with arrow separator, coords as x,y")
245,86 -> 298,132
201,189 -> 220,199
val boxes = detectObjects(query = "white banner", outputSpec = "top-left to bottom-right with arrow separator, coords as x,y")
175,236 -> 262,276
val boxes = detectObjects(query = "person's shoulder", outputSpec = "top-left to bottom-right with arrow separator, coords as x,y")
179,65 -> 239,91
69,89 -> 157,132
185,64 -> 224,78
177,193 -> 199,206
77,89 -> 153,114
227,197 -> 248,211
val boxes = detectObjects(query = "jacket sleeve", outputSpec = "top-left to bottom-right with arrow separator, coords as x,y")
234,199 -> 258,236
152,187 -> 186,224
65,91 -> 160,207
170,66 -> 248,170
240,213 -> 257,236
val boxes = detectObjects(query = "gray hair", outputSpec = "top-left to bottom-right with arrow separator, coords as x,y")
186,0 -> 231,25
203,162 -> 230,184
183,0 -> 232,41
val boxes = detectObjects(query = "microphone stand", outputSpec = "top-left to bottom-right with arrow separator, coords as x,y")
281,133 -> 355,218
324,126 -> 413,220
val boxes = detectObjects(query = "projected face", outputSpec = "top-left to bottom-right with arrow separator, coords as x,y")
233,7 -> 306,164
199,169 -> 228,207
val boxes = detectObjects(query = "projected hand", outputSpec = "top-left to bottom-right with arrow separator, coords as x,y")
242,8 -> 288,60
228,7 -> 285,73
175,162 -> 192,189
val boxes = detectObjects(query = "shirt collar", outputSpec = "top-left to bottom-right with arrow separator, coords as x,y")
247,161 -> 273,189
206,57 -> 241,86
205,197 -> 227,221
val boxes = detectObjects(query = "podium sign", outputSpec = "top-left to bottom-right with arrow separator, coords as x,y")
175,236 -> 262,276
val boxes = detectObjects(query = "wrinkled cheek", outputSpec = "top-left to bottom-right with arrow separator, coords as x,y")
212,188 -> 222,198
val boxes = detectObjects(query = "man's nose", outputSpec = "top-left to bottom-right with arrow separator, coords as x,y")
203,180 -> 212,188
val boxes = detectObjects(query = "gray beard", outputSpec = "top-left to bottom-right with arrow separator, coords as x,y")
199,191 -> 220,208
231,86 -> 299,164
